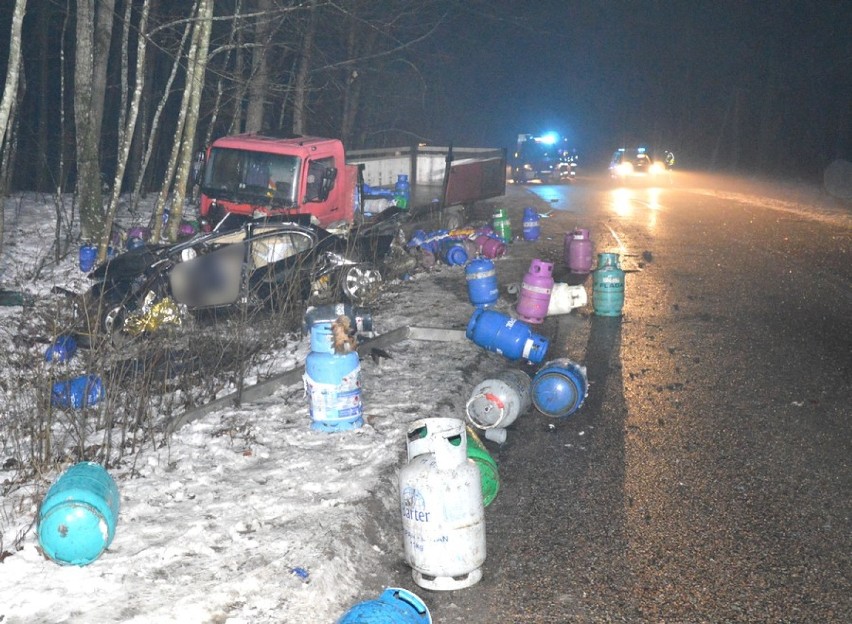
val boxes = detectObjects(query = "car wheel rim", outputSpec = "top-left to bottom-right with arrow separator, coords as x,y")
342,265 -> 382,303
103,305 -> 124,335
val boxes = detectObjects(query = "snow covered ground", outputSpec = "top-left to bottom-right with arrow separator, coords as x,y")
0,190 -> 536,624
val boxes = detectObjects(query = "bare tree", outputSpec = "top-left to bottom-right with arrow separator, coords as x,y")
245,0 -> 274,132
292,0 -> 318,135
167,0 -> 214,240
99,0 -> 151,264
0,0 -> 28,256
74,0 -> 111,241
153,0 -> 214,242
339,5 -> 378,145
130,11 -> 195,215
203,0 -> 244,148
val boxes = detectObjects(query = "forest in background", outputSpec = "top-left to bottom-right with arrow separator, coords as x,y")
0,1 -> 850,254
0,0 -> 464,256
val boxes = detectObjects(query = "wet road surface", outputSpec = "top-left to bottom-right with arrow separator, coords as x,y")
387,172 -> 851,623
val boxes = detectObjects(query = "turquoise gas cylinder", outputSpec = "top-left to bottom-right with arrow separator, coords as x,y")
593,252 -> 625,316
304,321 -> 364,431
38,462 -> 120,566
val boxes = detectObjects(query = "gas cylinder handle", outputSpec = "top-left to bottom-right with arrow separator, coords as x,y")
433,428 -> 466,469
383,587 -> 431,616
406,421 -> 432,460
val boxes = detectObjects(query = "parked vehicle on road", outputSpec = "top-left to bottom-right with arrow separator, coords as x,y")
609,147 -> 666,182
512,133 -> 576,184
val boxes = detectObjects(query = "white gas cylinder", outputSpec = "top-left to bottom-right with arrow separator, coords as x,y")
399,417 -> 486,591
465,369 -> 532,431
546,282 -> 588,316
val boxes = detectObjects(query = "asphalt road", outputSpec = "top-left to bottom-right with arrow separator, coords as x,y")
391,172 -> 851,623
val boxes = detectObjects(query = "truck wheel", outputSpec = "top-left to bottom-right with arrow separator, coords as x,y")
339,263 -> 382,305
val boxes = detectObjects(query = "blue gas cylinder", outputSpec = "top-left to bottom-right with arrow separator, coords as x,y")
593,252 -> 625,316
337,587 -> 432,624
45,335 -> 78,363
304,322 -> 364,431
440,239 -> 468,266
407,230 -> 428,249
422,229 -> 449,254
465,258 -> 498,308
79,244 -> 97,272
531,358 -> 588,418
395,174 -> 411,211
38,461 -> 120,566
466,308 -> 548,364
522,207 -> 540,241
51,374 -> 104,409
126,237 -> 146,250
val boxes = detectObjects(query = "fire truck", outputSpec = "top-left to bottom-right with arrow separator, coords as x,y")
511,133 -> 576,184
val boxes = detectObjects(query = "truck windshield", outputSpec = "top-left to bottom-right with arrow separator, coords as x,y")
202,148 -> 300,207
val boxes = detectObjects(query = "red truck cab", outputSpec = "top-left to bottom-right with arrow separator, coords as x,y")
199,133 -> 358,229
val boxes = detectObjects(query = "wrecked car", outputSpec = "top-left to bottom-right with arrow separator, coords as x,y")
71,215 -> 392,341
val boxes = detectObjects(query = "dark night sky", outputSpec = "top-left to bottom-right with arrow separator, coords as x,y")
0,1 -> 849,181
424,0 -> 852,171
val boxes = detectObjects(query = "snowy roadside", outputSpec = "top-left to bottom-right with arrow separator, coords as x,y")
0,187 -> 548,623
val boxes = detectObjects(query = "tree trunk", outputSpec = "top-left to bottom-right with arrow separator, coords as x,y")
155,0 -> 213,242
91,0 -> 115,145
229,19 -> 248,134
100,0 -> 150,264
245,0 -> 273,133
0,0 -> 27,256
0,0 -> 26,157
55,0 -> 72,263
340,19 -> 377,145
130,9 -> 194,215
36,2 -> 50,190
74,0 -> 103,241
203,0 -> 243,148
292,0 -> 318,136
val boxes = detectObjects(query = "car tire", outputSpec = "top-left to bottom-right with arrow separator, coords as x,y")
338,263 -> 382,305
102,304 -> 132,348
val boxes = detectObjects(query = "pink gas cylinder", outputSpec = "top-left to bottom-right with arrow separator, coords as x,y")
474,234 -> 506,259
515,259 -> 554,324
565,228 -> 593,274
